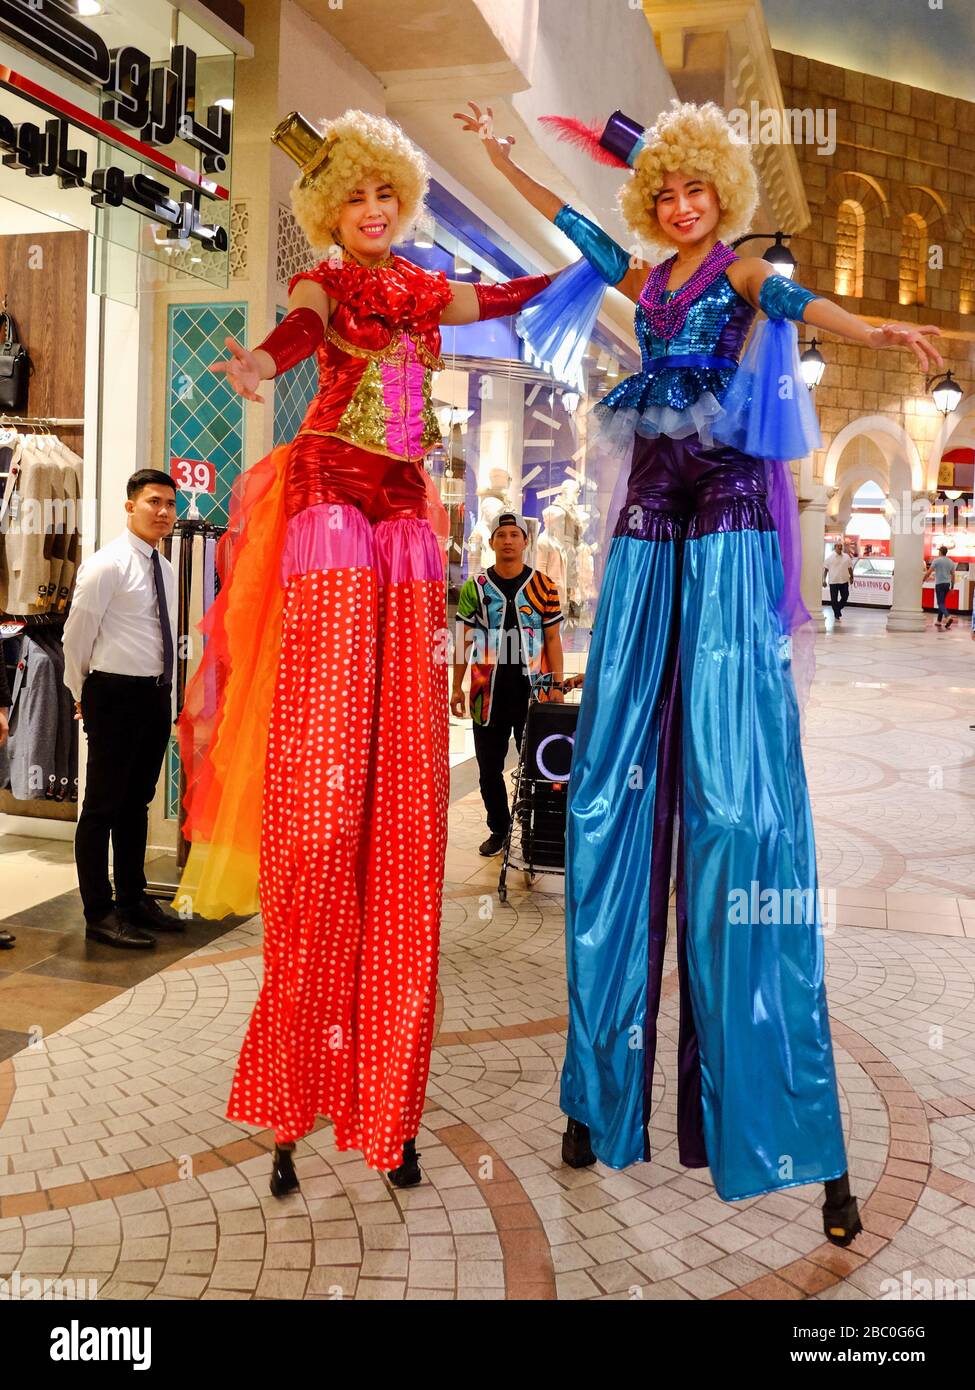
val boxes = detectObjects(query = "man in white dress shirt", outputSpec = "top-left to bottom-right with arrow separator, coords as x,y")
63,470 -> 182,948
824,542 -> 855,623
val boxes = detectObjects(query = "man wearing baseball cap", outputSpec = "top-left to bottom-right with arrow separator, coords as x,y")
453,512 -> 565,855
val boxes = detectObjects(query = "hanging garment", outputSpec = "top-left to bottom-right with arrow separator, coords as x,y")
58,448 -> 84,611
2,438 -> 57,613
31,627 -> 75,800
49,442 -> 83,612
0,435 -> 23,613
4,630 -> 63,800
40,443 -> 67,613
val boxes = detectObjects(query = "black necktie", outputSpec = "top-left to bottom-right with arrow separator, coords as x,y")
150,547 -> 174,686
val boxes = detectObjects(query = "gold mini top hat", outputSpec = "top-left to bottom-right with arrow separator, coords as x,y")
271,111 -> 337,185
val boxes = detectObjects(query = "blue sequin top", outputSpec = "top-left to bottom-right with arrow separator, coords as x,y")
599,273 -> 756,415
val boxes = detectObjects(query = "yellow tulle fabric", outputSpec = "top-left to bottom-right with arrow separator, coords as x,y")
175,445 -> 291,920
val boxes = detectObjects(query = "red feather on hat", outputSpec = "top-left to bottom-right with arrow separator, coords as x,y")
538,115 -> 629,168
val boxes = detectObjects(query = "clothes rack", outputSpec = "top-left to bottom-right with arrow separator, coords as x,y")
0,415 -> 85,428
0,610 -> 68,627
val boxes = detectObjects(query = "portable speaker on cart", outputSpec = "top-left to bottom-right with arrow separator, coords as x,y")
499,694 -> 579,902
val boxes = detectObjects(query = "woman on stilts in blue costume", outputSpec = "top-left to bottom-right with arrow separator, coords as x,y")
456,99 -> 944,1246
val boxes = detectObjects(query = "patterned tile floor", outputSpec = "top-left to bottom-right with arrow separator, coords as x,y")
1,606 -> 975,1300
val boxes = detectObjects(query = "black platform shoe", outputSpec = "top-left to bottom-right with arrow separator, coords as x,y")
561,1118 -> 597,1169
822,1171 -> 862,1247
387,1138 -> 422,1189
269,1144 -> 300,1198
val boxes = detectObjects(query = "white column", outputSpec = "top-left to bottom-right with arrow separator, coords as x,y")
797,491 -> 828,633
886,491 -> 927,633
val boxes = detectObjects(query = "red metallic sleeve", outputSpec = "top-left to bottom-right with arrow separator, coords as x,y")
473,274 -> 552,321
254,306 -> 326,376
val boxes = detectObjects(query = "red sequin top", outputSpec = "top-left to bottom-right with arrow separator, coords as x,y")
288,253 -> 454,463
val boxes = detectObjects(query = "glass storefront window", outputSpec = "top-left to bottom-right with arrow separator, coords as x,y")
0,0 -> 235,290
400,201 -> 638,651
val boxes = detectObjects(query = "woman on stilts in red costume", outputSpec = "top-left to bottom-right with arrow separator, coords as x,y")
176,109 -> 550,1193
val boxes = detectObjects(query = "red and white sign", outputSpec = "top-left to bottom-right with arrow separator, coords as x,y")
171,457 -> 216,494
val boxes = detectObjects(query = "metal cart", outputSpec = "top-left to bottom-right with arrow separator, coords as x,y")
497,687 -> 580,904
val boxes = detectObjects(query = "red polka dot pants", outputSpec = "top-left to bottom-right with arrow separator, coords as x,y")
226,512 -> 448,1171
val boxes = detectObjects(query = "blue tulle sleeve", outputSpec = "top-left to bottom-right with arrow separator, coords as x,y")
516,257 -> 608,393
711,317 -> 822,461
516,205 -> 630,392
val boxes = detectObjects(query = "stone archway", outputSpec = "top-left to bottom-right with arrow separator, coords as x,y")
824,416 -> 927,631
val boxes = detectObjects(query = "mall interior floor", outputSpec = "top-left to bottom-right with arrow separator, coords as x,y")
0,607 -> 974,1299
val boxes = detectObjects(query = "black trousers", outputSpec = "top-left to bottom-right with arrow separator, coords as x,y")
828,582 -> 850,619
472,681 -> 530,835
76,672 -> 173,921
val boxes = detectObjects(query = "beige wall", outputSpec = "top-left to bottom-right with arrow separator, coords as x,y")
776,49 -> 975,492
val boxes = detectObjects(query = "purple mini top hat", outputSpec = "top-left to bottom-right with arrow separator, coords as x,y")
538,109 -> 648,168
599,110 -> 649,167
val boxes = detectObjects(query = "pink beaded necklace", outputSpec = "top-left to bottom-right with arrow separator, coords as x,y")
640,241 -> 737,340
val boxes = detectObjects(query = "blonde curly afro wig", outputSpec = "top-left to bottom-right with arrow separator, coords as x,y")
290,109 -> 429,251
619,101 -> 758,258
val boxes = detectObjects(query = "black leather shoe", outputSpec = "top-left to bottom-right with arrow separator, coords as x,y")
269,1145 -> 300,1198
0,929 -> 15,950
823,1171 -> 862,1247
387,1138 -> 422,1188
85,910 -> 155,949
479,833 -> 506,857
119,895 -> 185,933
562,1118 -> 597,1169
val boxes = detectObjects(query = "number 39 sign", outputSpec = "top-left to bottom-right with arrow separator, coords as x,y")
171,457 -> 216,494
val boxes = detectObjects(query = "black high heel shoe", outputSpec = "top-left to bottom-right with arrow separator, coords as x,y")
269,1144 -> 300,1198
822,1171 -> 862,1247
561,1118 -> 597,1169
387,1138 -> 422,1189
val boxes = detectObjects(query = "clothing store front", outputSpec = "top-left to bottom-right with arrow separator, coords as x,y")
0,0 -> 242,845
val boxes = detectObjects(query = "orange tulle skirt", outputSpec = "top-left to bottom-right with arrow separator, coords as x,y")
176,437 -> 448,918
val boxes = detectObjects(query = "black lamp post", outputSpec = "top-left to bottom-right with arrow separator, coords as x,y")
800,337 -> 827,389
731,230 -> 797,279
926,369 -> 963,416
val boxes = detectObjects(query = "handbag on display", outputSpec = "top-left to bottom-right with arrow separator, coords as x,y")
0,309 -> 30,412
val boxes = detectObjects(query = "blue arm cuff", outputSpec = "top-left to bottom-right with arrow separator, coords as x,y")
554,204 -> 631,286
759,273 -> 818,323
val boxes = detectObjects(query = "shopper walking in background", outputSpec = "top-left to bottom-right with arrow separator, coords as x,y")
824,542 -> 854,622
63,470 -> 182,949
924,546 -> 956,629
452,512 -> 565,856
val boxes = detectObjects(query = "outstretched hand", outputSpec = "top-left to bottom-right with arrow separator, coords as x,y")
209,336 -> 266,403
868,322 -> 944,372
452,101 -> 516,169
